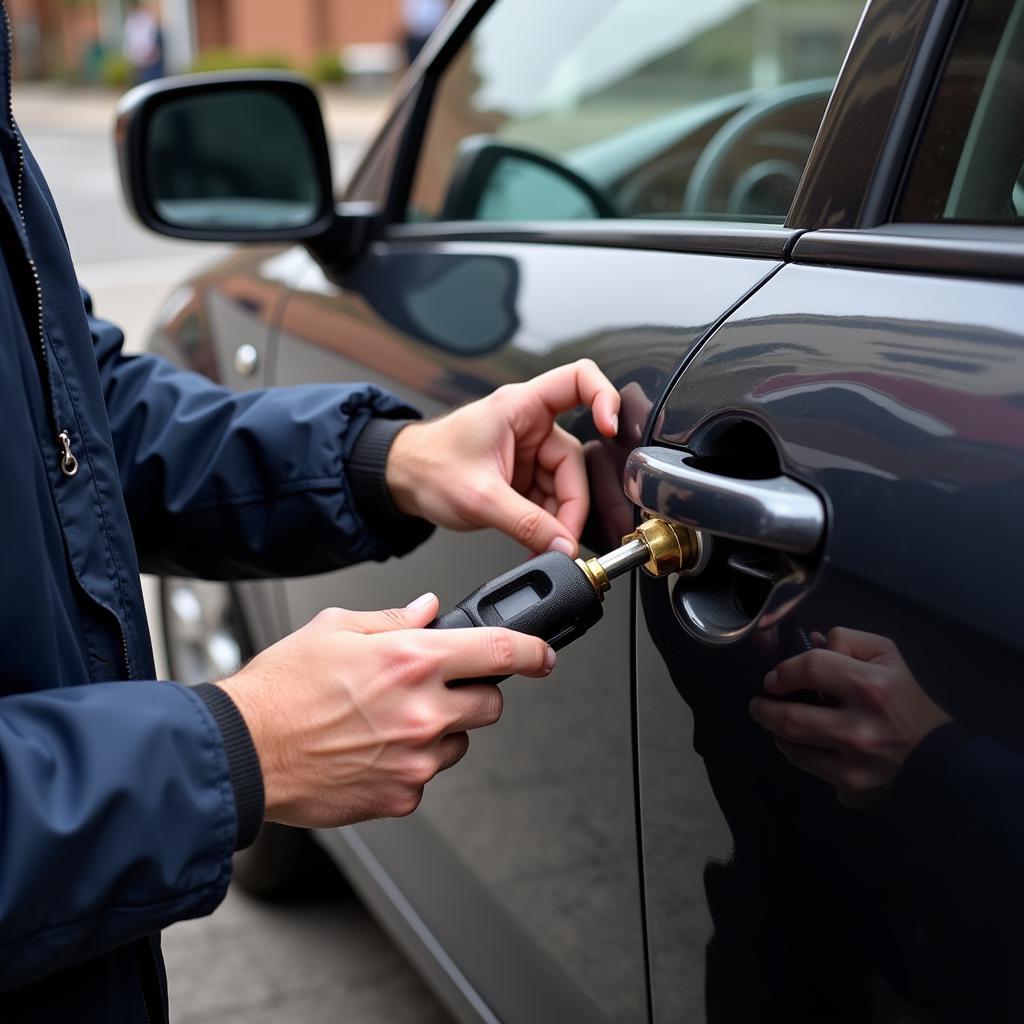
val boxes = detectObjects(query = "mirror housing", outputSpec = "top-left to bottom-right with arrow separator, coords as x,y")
117,71 -> 336,242
116,70 -> 380,270
441,136 -> 616,221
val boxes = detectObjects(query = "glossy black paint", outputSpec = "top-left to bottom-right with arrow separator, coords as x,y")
640,263 -> 1024,1022
268,240 -> 781,1024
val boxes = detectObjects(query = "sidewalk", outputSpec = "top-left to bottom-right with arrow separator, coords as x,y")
12,80 -> 393,142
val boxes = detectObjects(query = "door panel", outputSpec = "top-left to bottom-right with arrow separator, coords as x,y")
638,262 -> 1024,1022
270,239 -> 780,1023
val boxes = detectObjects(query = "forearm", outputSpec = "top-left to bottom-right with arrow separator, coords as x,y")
87,294 -> 432,576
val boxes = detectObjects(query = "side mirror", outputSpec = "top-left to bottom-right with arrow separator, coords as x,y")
116,71 -> 377,270
440,136 -> 616,221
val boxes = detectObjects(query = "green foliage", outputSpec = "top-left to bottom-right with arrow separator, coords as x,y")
308,51 -> 346,83
99,53 -> 133,89
191,49 -> 293,74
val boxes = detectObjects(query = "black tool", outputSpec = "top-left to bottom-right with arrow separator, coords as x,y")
430,517 -> 703,685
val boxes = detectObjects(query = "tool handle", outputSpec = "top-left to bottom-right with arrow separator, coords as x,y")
427,552 -> 604,687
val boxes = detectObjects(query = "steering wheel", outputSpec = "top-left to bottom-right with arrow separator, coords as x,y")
681,78 -> 836,219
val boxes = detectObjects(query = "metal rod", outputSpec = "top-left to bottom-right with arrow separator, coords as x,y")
596,537 -> 649,582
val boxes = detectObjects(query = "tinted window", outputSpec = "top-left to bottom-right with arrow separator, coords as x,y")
898,0 -> 1024,224
408,0 -> 865,225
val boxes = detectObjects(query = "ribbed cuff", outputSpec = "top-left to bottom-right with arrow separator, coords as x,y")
193,682 -> 264,851
348,417 -> 435,555
885,720 -> 972,822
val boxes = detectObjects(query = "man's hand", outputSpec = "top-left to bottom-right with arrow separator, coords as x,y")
386,359 -> 620,557
217,594 -> 555,828
749,627 -> 952,806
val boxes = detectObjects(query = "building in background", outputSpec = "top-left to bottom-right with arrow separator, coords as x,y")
7,0 -> 408,82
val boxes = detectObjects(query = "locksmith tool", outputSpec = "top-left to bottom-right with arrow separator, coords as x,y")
431,517 -> 704,684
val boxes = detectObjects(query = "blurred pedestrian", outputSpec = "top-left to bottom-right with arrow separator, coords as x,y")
402,0 -> 447,66
123,0 -> 165,84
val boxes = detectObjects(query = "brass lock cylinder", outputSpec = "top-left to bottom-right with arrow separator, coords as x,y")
576,516 -> 703,597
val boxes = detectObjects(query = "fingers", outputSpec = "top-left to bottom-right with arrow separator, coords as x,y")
823,626 -> 898,662
765,647 -> 871,703
436,731 -> 470,773
309,594 -> 440,635
486,482 -> 579,555
443,684 -> 504,731
537,425 -> 589,543
749,695 -> 847,749
422,626 -> 555,681
524,359 -> 621,438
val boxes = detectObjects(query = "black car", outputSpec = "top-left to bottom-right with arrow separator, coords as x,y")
116,0 -> 1024,1020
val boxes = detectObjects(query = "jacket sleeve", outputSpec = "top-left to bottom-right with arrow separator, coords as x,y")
85,291 -> 433,579
0,680 -> 238,988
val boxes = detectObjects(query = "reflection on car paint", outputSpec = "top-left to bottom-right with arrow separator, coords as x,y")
640,264 -> 1024,1022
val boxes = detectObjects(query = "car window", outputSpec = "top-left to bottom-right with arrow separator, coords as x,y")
407,0 -> 866,226
898,0 -> 1024,224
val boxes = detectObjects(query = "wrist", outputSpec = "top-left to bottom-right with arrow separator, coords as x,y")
216,672 -> 290,823
385,420 -> 429,520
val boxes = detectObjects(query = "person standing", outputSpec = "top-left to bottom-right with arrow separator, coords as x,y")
402,0 -> 448,66
123,1 -> 165,84
0,1 -> 620,1019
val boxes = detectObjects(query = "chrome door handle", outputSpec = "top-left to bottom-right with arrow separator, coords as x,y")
624,446 -> 825,554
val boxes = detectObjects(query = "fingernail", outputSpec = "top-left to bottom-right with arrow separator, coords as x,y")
544,647 -> 557,673
610,413 -> 619,436
405,592 -> 435,609
764,670 -> 779,692
548,536 -> 575,556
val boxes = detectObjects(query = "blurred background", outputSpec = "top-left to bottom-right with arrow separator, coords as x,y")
7,0 -> 434,88
8,2 -> 455,1022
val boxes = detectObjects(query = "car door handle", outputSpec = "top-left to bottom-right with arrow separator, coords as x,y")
623,446 -> 825,554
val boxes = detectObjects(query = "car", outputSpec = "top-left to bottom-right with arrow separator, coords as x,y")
115,0 -> 1024,1020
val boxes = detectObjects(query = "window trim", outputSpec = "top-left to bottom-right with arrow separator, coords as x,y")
792,223 -> 1024,280
786,0 -> 962,230
386,220 -> 800,260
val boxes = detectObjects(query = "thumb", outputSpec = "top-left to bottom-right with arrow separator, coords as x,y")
312,593 -> 440,635
491,488 -> 578,556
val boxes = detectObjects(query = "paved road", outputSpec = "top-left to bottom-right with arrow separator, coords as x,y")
15,83 -> 454,1024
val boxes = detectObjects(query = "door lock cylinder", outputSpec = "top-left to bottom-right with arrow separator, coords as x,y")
577,517 -> 703,594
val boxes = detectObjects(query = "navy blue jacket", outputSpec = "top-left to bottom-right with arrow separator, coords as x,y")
0,6 -> 426,1019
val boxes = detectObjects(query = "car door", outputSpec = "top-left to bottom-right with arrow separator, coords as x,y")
635,0 -> 1024,1020
268,1 -> 867,1020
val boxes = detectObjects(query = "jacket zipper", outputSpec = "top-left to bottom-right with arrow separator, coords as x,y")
3,3 -> 130,681
3,3 -> 74,481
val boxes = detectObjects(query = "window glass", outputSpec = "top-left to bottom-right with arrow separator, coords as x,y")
408,0 -> 865,225
898,0 -> 1024,224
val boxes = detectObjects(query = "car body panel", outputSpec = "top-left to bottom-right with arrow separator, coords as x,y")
265,238 -> 783,1022
638,261 -> 1024,1022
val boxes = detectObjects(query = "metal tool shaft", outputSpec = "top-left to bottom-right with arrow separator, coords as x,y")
595,537 -> 650,582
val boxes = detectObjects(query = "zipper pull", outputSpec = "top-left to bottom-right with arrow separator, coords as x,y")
58,430 -> 79,477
